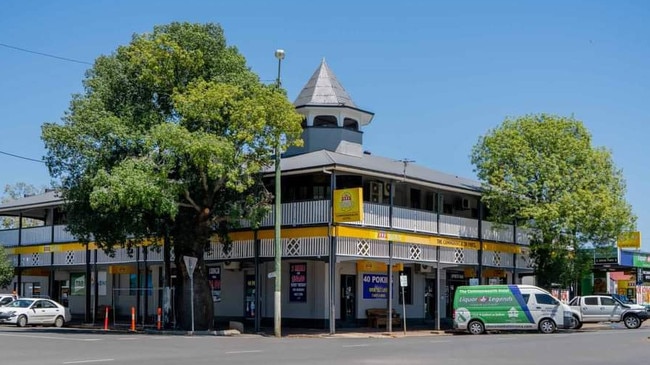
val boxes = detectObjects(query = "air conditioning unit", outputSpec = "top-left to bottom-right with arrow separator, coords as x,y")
223,261 -> 240,270
369,181 -> 383,203
416,264 -> 433,273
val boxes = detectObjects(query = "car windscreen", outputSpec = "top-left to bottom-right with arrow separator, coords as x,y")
6,299 -> 34,308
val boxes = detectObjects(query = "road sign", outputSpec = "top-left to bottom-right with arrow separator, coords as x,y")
400,275 -> 408,287
183,256 -> 198,277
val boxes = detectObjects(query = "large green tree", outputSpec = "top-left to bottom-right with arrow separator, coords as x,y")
471,114 -> 635,289
41,22 -> 303,330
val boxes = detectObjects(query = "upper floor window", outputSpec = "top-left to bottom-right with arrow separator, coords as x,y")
313,115 -> 338,128
343,118 -> 359,131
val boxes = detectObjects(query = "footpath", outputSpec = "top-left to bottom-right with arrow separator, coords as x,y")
66,321 -> 621,338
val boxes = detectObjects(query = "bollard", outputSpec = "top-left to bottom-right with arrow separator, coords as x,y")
130,306 -> 136,332
157,307 -> 162,330
104,306 -> 109,331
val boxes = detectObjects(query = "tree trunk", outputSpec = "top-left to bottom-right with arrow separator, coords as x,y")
171,210 -> 215,331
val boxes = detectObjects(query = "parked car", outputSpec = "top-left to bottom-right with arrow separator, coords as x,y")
0,294 -> 15,306
569,295 -> 649,329
0,298 -> 71,327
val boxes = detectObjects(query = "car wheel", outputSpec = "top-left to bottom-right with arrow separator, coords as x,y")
623,314 -> 641,329
570,315 -> 582,330
538,318 -> 556,334
17,315 -> 27,327
54,316 -> 65,328
467,320 -> 485,335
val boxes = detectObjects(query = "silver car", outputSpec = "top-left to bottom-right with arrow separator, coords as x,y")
0,298 -> 71,327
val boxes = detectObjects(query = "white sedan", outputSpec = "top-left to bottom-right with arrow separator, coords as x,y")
0,298 -> 71,327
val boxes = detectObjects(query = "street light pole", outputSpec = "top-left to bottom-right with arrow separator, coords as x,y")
273,48 -> 285,338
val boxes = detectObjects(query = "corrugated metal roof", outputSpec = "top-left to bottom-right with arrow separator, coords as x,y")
0,190 -> 62,217
272,149 -> 482,194
294,59 -> 357,108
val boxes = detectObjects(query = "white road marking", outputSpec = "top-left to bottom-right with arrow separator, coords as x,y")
225,350 -> 262,354
0,333 -> 100,341
342,344 -> 370,348
62,359 -> 114,364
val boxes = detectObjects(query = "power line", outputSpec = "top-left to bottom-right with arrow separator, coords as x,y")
0,150 -> 45,163
0,42 -> 93,65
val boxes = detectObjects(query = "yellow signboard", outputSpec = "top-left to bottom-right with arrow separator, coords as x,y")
356,260 -> 403,272
333,188 -> 364,222
108,265 -> 137,275
617,231 -> 641,249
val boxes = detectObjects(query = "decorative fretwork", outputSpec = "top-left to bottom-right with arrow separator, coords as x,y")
65,251 -> 75,265
491,251 -> 501,267
409,244 -> 422,260
357,239 -> 370,256
221,245 -> 233,260
286,238 -> 301,256
454,248 -> 465,264
30,253 -> 40,266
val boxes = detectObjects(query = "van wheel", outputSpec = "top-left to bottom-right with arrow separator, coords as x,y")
17,315 -> 27,327
623,314 -> 641,329
467,320 -> 485,335
538,318 -> 556,334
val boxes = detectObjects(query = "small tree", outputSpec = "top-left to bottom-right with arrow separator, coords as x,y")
0,245 -> 14,289
471,114 -> 636,289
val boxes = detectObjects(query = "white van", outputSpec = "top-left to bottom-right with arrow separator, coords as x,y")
453,284 -> 578,334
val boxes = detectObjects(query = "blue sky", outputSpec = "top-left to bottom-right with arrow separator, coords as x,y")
1,1 -> 649,249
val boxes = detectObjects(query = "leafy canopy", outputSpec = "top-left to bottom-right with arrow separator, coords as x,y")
471,114 -> 635,287
0,245 -> 13,289
41,22 -> 303,251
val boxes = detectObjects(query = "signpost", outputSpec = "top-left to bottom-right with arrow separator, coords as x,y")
183,255 -> 198,334
400,274 -> 408,335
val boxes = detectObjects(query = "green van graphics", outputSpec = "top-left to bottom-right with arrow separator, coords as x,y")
454,285 -> 534,325
453,285 -> 575,334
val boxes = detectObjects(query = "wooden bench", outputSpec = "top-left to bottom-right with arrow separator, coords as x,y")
366,308 -> 401,328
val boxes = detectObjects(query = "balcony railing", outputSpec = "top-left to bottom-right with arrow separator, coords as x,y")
1,200 -> 532,246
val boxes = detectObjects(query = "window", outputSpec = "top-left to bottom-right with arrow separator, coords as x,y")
600,297 -> 616,306
535,293 -> 558,305
584,297 -> 598,305
42,300 -> 57,308
522,294 -> 531,304
313,115 -> 338,127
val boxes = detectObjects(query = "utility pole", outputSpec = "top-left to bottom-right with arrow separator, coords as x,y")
273,48 -> 285,338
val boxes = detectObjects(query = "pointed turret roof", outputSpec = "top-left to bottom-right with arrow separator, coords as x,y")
294,59 -> 357,108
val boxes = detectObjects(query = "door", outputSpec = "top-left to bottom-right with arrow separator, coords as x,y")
29,300 -> 46,324
244,275 -> 256,319
533,293 -> 562,324
340,275 -> 356,326
40,300 -> 62,324
580,296 -> 602,321
424,279 -> 436,321
599,296 -> 623,321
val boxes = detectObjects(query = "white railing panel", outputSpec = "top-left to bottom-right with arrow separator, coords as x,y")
482,221 -> 515,242
20,251 -> 52,267
516,227 -> 534,245
240,200 -> 330,228
347,202 -> 390,227
439,215 -> 479,238
20,226 -> 50,245
54,225 -> 77,243
392,207 -> 437,233
0,229 -> 19,246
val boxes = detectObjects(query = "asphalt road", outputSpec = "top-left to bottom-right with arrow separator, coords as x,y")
1,325 -> 650,365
